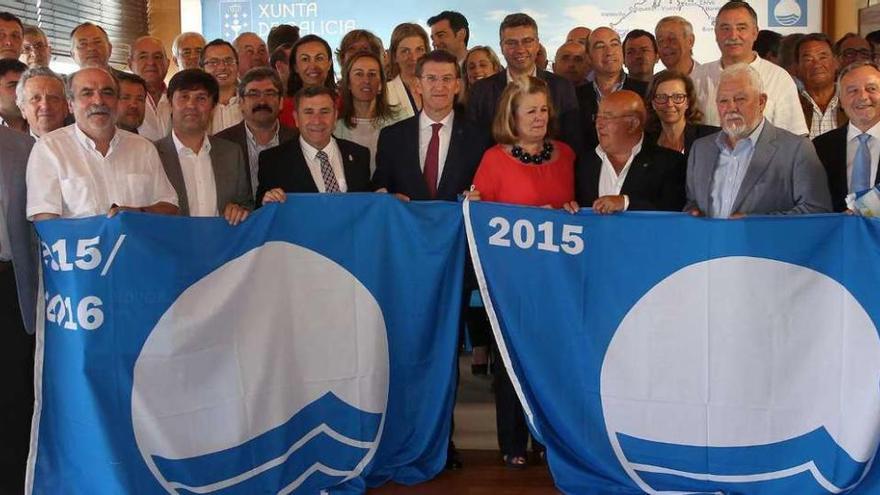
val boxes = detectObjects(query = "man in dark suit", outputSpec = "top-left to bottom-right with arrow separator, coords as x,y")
577,27 -> 649,151
155,69 -> 253,223
569,90 -> 685,213
814,61 -> 880,212
374,50 -> 489,200
258,86 -> 370,205
215,67 -> 297,200
0,126 -> 37,493
466,13 -> 581,149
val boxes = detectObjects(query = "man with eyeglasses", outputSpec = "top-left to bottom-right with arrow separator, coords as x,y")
691,1 -> 807,136
233,32 -> 269,78
129,36 -> 172,140
154,69 -> 252,224
200,39 -> 243,134
20,25 -> 50,68
216,67 -> 297,199
834,33 -> 873,70
468,12 -> 581,149
172,32 -> 206,71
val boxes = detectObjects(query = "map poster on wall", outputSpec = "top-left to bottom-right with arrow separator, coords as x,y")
198,0 -> 821,75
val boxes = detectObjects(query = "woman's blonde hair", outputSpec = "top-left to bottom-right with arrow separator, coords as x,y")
387,23 -> 429,79
491,76 -> 556,145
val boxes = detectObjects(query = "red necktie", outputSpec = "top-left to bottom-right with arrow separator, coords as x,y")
424,123 -> 442,198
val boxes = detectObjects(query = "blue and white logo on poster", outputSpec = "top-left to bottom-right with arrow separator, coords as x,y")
220,0 -> 252,40
769,0 -> 807,27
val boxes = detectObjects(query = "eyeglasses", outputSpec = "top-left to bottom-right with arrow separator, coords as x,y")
421,75 -> 456,85
653,93 -> 687,104
502,37 -> 537,50
203,57 -> 237,68
242,89 -> 281,99
842,48 -> 872,60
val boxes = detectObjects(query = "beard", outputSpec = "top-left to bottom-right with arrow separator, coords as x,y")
721,112 -> 757,141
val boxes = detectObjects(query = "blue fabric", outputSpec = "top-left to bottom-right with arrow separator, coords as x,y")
852,133 -> 872,194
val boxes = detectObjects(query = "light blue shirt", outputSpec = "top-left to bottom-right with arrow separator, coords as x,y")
710,119 -> 766,218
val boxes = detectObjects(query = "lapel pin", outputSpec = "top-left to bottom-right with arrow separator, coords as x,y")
348,154 -> 353,161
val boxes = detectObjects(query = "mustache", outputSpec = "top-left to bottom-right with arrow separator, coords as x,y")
86,104 -> 111,117
252,104 -> 273,112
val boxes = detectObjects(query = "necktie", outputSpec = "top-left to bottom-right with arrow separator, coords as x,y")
424,123 -> 442,198
852,133 -> 872,193
316,150 -> 340,193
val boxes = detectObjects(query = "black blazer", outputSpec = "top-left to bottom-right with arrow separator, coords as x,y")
813,125 -> 880,212
575,139 -> 686,211
255,137 -> 371,206
646,123 -> 721,160
576,77 -> 649,150
373,113 -> 490,201
467,69 -> 582,151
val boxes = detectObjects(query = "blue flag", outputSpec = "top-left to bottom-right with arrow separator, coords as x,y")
464,200 -> 880,495
28,194 -> 464,494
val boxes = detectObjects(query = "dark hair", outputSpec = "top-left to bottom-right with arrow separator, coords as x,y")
427,11 -> 470,45
868,30 -> 880,47
238,66 -> 283,98
645,69 -> 703,132
415,49 -> 461,78
795,33 -> 833,61
755,30 -> 783,60
0,12 -> 24,31
66,68 -> 118,101
499,13 -> 538,40
0,58 -> 26,79
623,29 -> 658,53
267,24 -> 300,53
287,34 -> 337,97
167,68 -> 220,105
717,1 -> 758,25
70,22 -> 109,44
338,51 -> 396,129
294,85 -> 337,108
335,29 -> 384,67
116,71 -> 148,93
270,43 -> 292,70
834,33 -> 869,57
199,39 -> 238,67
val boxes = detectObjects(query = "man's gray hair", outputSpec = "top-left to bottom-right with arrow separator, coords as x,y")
719,63 -> 764,94
16,67 -> 66,108
656,16 -> 693,38
65,67 -> 119,102
836,60 -> 880,100
172,32 -> 206,57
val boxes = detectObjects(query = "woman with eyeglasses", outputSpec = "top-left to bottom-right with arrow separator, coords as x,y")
645,70 -> 719,158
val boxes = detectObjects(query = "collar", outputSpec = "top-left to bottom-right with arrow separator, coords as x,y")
716,118 -> 765,152
74,123 -> 120,154
593,71 -> 626,97
299,135 -> 335,160
800,88 -> 838,109
419,109 -> 454,130
172,130 -> 211,154
245,120 -> 280,144
847,119 -> 880,142
720,51 -> 760,69
595,135 -> 644,163
506,66 -> 538,82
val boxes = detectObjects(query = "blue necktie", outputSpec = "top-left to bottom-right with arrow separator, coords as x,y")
852,133 -> 872,193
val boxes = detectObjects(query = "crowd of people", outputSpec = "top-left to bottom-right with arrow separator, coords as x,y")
0,0 -> 878,488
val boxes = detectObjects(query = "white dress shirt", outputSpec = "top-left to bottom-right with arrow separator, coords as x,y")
299,136 -> 348,193
418,110 -> 454,188
210,96 -> 243,135
138,92 -> 172,141
846,120 -> 880,194
245,122 -> 280,196
596,138 -> 643,210
26,124 -> 178,219
173,131 -> 218,217
691,53 -> 808,136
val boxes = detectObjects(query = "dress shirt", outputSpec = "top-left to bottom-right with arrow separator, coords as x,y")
592,71 -> 627,102
26,124 -> 178,219
418,111 -> 454,187
802,90 -> 840,139
846,120 -> 880,194
506,66 -> 538,84
710,119 -> 766,218
138,91 -> 172,141
173,131 -> 218,217
210,97 -> 243,135
299,136 -> 348,193
595,137 -> 643,210
692,54 -> 808,136
245,121 -> 280,195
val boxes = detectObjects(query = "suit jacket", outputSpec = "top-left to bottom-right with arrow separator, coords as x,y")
575,139 -> 686,211
373,113 -> 490,201
813,125 -> 880,212
214,121 -> 298,195
155,135 -> 254,216
645,123 -> 721,160
256,137 -> 371,206
467,69 -> 582,151
576,76 -> 649,150
685,120 -> 832,216
0,128 -> 37,334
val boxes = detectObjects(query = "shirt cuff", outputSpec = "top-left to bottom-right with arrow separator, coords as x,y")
622,194 -> 630,211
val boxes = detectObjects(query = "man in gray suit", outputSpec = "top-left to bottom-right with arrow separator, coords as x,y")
0,125 -> 37,492
155,69 -> 253,224
685,63 -> 831,217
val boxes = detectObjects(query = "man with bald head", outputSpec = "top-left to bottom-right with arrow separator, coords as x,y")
685,63 -> 830,218
234,32 -> 269,78
129,36 -> 172,140
567,26 -> 591,47
655,16 -> 698,75
568,90 -> 685,213
553,41 -> 589,86
172,32 -> 206,70
577,26 -> 648,149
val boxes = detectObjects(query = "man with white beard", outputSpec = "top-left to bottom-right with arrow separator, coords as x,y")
684,63 -> 831,217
